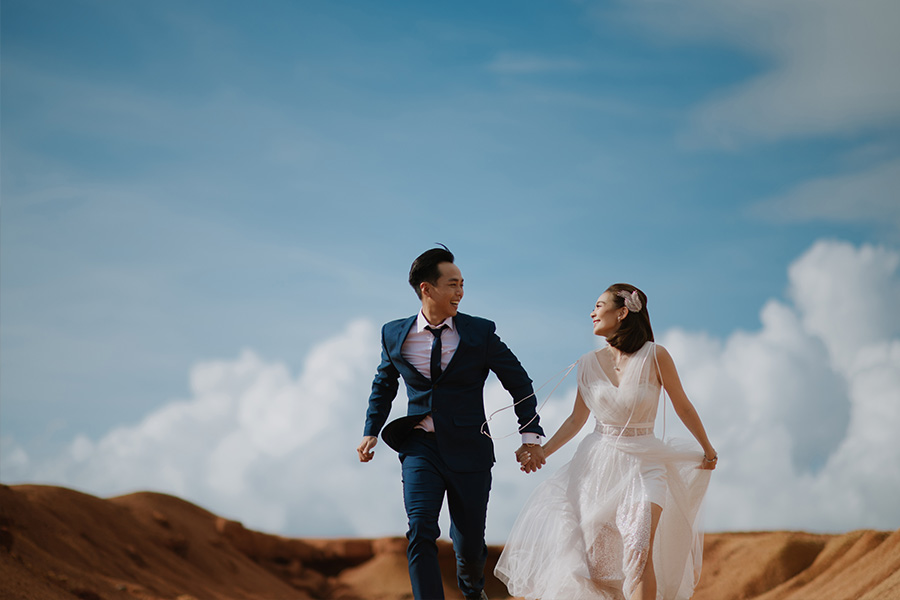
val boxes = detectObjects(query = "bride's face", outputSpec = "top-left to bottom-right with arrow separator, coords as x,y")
591,292 -> 625,337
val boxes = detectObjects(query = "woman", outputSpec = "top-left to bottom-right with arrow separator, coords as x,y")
495,284 -> 717,600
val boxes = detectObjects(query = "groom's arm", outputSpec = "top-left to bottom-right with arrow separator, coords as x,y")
364,345 -> 400,436
485,322 -> 547,472
485,325 -> 544,438
359,329 -> 401,462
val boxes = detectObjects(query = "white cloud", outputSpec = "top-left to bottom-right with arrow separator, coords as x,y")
788,240 -> 900,363
3,240 -> 899,537
660,240 -> 900,531
612,0 -> 900,145
0,320 -> 410,536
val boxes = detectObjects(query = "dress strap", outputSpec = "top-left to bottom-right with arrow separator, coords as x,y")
653,343 -> 667,440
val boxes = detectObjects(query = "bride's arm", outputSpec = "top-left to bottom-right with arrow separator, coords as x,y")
656,345 -> 718,469
541,390 -> 591,458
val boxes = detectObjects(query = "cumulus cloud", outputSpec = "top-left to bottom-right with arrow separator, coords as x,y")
612,0 -> 900,145
661,240 -> 900,531
3,240 -> 899,538
1,320 -> 410,536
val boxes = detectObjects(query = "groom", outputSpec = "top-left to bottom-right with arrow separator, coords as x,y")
357,246 -> 545,600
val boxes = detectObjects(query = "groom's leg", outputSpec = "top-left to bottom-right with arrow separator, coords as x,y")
445,468 -> 491,600
400,433 -> 447,600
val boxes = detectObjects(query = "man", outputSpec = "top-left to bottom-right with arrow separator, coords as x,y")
357,246 -> 546,600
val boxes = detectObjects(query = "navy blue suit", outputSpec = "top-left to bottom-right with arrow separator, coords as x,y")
364,312 -> 543,600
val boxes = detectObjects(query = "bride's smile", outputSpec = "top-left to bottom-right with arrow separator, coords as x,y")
591,291 -> 627,337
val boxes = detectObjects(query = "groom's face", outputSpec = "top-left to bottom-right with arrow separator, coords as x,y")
423,262 -> 464,321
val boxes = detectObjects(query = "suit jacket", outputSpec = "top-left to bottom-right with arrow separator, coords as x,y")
363,312 -> 544,472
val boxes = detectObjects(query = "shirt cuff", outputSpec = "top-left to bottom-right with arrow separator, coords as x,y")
521,433 -> 543,445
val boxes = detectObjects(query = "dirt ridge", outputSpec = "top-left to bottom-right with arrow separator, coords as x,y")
1,484 -> 897,600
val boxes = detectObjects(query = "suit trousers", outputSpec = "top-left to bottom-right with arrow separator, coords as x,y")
399,431 -> 491,600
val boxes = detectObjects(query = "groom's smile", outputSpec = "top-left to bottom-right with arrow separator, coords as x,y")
423,262 -> 464,324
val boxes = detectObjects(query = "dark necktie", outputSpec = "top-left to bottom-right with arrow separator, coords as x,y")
426,325 -> 449,381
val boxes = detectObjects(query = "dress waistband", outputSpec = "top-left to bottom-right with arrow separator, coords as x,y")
596,422 -> 654,437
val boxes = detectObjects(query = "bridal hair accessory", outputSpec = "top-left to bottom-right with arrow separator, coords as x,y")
617,290 -> 642,313
481,361 -> 577,440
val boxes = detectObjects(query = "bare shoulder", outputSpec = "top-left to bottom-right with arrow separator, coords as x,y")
652,344 -> 677,369
652,343 -> 671,359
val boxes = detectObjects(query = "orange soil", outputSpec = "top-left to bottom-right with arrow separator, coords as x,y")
1,484 -> 897,600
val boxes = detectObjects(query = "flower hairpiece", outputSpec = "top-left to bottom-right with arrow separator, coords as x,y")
616,290 -> 642,313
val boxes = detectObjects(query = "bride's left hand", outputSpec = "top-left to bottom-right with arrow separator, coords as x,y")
700,454 -> 718,470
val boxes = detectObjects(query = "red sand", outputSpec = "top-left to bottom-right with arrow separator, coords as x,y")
1,484 -> 897,599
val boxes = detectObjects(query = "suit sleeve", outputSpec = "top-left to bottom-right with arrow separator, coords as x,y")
485,323 -> 544,437
363,328 -> 401,437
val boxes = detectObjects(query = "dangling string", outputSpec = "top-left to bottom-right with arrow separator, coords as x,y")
481,361 -> 578,440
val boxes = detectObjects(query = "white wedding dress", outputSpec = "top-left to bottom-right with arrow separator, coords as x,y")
495,342 -> 710,600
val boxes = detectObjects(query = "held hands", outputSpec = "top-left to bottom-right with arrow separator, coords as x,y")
357,436 -> 378,463
516,444 -> 546,473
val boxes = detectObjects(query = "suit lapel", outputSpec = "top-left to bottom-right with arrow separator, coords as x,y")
390,315 -> 421,375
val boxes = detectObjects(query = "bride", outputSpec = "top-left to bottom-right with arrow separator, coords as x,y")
495,284 -> 717,600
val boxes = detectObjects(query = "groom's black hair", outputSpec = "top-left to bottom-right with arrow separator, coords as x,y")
409,244 -> 455,300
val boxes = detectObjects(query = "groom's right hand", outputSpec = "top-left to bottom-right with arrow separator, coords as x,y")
358,436 -> 378,463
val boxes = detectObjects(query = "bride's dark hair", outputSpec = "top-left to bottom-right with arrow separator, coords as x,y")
605,283 -> 653,354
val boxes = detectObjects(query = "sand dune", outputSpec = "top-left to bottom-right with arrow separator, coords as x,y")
1,484 -> 897,599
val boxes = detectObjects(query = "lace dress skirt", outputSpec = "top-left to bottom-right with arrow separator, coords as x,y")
495,424 -> 710,600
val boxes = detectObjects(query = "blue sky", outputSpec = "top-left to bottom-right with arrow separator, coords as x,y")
2,0 -> 899,537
